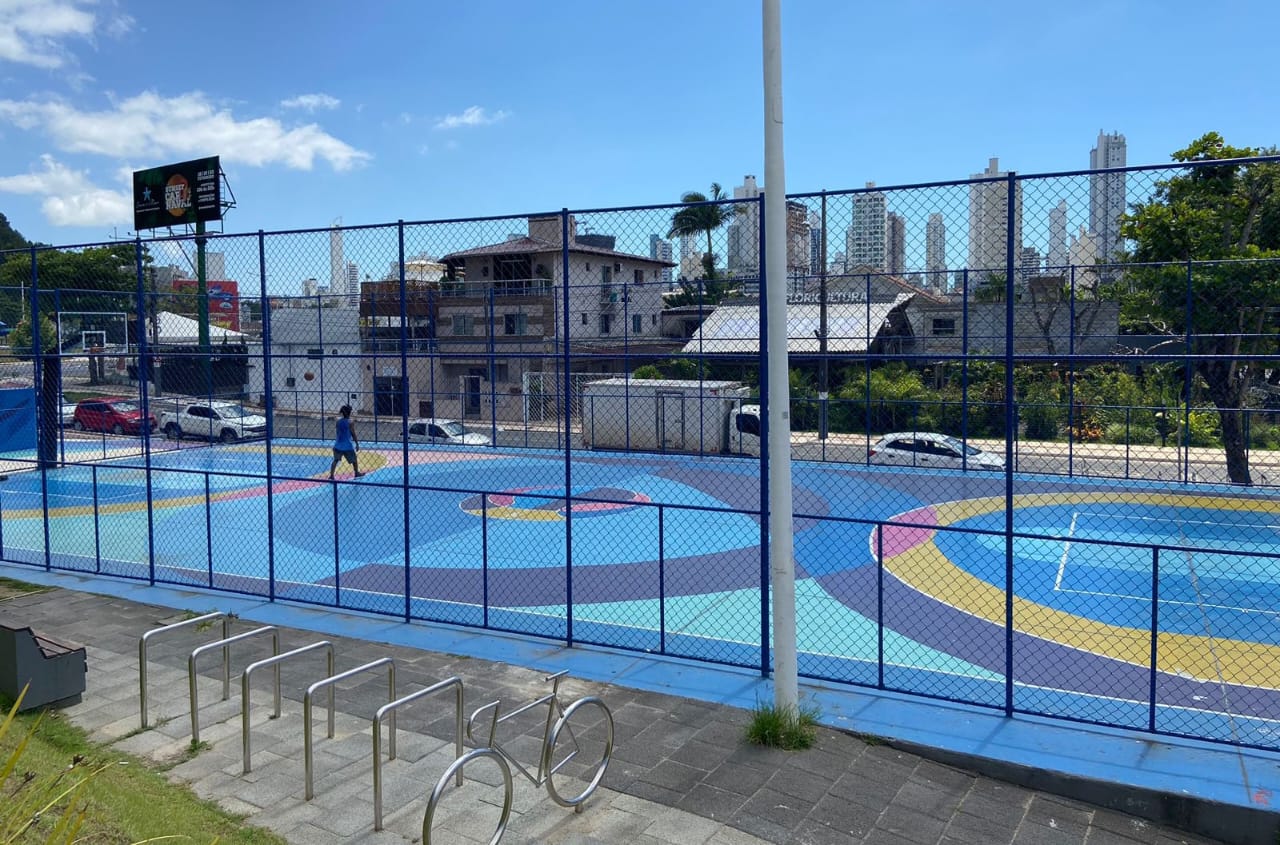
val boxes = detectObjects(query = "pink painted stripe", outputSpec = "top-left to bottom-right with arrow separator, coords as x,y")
877,506 -> 938,556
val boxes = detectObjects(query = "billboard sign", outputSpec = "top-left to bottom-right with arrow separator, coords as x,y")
133,157 -> 221,232
171,278 -> 240,332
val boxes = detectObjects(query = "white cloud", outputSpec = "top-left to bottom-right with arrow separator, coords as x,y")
434,106 -> 510,130
0,154 -> 130,226
0,0 -> 102,68
0,90 -> 372,171
280,93 -> 340,112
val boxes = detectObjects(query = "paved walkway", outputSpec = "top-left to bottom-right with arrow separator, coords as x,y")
0,570 -> 1253,845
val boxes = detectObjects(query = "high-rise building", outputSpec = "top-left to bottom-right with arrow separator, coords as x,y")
726,175 -> 761,276
1089,130 -> 1127,266
345,261 -> 361,307
886,212 -> 906,275
678,235 -> 702,280
649,234 -> 674,286
926,213 -> 946,288
329,219 -> 344,299
808,211 -> 823,276
1048,199 -> 1069,271
786,200 -> 811,279
205,251 -> 226,280
845,182 -> 887,271
1018,246 -> 1042,283
967,158 -> 1022,282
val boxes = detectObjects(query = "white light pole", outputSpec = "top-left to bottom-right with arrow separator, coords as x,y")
762,0 -> 797,710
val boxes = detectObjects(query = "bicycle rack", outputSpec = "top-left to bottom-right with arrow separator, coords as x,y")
302,657 -> 395,800
139,611 -> 230,728
423,748 -> 512,845
241,640 -> 334,773
372,676 -> 465,832
189,625 -> 279,744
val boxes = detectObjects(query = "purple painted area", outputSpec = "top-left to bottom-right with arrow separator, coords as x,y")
816,563 -> 1280,720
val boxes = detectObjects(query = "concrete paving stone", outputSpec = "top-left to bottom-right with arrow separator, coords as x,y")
1010,821 -> 1084,845
876,804 -> 948,843
862,827 -> 926,845
168,747 -> 240,783
674,781 -> 750,823
640,758 -> 706,795
860,743 -> 922,779
766,763 -> 839,804
911,759 -> 977,793
806,792 -> 883,838
957,790 -> 1032,825
110,726 -> 189,761
832,770 -> 908,809
891,777 -> 967,821
640,805 -> 724,844
309,794 -> 383,838
272,821 -> 359,845
944,807 -> 1027,844
1089,809 -> 1163,841
670,736 -> 731,771
789,817 -> 870,845
788,742 -> 862,781
702,760 -> 774,796
705,826 -> 774,845
735,786 -> 812,832
725,809 -> 797,844
1018,807 -> 1091,840
626,776 -> 685,807
612,736 -> 670,769
211,794 -> 264,819
693,715 -> 751,747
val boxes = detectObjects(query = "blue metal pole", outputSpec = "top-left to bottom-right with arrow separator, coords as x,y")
258,230 -> 276,602
962,269 -> 970,448
561,209 -> 574,645
658,504 -> 666,654
1182,259 -> 1193,484
399,221 -> 411,622
1004,172 -> 1017,716
487,286 -> 497,444
757,192 -> 770,678
91,465 -> 100,572
1068,265 -> 1077,477
1148,546 -> 1160,732
482,496 -> 489,628
32,246 -> 51,571
877,522 -> 885,689
205,474 -> 213,586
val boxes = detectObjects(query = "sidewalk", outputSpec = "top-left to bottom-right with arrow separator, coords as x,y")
0,565 -> 1266,844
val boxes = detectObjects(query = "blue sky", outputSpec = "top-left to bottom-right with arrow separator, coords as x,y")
0,0 -> 1276,258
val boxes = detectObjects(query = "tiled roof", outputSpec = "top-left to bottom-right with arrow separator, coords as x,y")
442,237 -> 675,267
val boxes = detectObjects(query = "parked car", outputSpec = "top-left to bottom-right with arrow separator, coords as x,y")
72,397 -> 157,435
868,432 -> 1005,471
159,400 -> 268,443
59,395 -> 78,425
405,418 -> 492,446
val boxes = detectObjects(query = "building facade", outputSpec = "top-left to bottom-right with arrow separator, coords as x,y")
1089,130 -> 1127,266
846,182 -> 887,271
967,157 -> 1022,282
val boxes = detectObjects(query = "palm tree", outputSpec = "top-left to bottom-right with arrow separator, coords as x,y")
667,183 -> 735,283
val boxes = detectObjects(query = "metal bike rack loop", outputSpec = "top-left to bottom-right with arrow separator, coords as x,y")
139,611 -> 230,728
423,748 -> 512,845
241,640 -> 334,773
302,657 -> 395,800
372,676 -> 465,832
188,625 -> 279,744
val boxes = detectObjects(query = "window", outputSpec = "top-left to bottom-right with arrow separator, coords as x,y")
601,265 -> 612,284
632,315 -> 642,333
581,313 -> 589,325
452,315 -> 474,335
931,318 -> 956,337
736,411 -> 761,436
306,348 -> 323,360
651,314 -> 657,325
503,313 -> 527,335
599,314 -> 612,335
633,269 -> 644,285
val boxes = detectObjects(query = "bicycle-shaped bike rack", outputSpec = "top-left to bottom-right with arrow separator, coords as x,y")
422,670 -> 614,845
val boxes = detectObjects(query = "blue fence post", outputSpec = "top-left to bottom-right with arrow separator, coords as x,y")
877,522 -> 885,689
134,237 -> 157,585
31,246 -> 52,571
658,504 -> 666,655
561,209 -> 574,646
1182,258 -> 1194,484
258,230 -> 276,602
1148,546 -> 1160,733
482,496 -> 489,628
399,220 -> 411,622
1004,171 -> 1017,717
1067,265 -> 1077,477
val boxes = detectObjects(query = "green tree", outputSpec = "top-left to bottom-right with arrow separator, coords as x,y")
668,184 -> 738,303
6,313 -> 59,358
0,212 -> 30,252
1120,132 -> 1280,484
0,243 -> 143,329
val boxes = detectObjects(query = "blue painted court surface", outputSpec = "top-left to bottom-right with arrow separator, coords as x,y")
6,438 -> 1280,750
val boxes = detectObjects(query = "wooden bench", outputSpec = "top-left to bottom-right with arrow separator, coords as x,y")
0,623 -> 87,710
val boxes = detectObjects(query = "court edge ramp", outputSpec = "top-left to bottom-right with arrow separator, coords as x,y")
875,732 -> 1276,845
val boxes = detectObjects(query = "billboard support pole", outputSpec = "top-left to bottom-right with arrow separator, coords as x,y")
196,219 -> 212,395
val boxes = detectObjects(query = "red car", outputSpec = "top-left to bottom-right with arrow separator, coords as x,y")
72,397 -> 157,435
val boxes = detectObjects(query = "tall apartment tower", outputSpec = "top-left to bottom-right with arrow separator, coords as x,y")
678,235 -> 702,280
345,261 -> 360,307
967,158 -> 1022,282
925,213 -> 946,288
1047,199 -> 1069,271
1089,130 -> 1127,265
328,219 -> 345,300
726,175 -> 761,276
808,211 -> 823,276
845,182 -> 887,271
886,212 -> 906,275
649,234 -> 674,286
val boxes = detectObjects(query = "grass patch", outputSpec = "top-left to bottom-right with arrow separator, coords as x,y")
744,700 -> 821,750
0,576 -> 45,596
1,692 -> 285,844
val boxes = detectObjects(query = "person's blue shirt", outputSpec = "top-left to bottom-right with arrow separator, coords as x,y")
334,416 -> 354,451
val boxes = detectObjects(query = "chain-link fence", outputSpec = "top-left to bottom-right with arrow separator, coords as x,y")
2,154 -> 1279,750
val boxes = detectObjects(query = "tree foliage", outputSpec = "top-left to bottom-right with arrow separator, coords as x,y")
667,184 -> 739,304
1120,132 -> 1280,484
0,243 -> 144,327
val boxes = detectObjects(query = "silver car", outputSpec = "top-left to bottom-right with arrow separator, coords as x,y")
405,418 -> 492,446
868,432 -> 1005,471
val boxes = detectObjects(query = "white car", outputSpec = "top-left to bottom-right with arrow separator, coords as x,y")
60,396 -> 78,425
160,400 -> 269,442
868,432 -> 1005,471
405,418 -> 492,446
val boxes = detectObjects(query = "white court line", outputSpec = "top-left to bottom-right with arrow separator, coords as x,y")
1054,510 -> 1078,592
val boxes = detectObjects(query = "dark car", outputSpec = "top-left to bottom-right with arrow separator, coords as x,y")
72,397 -> 157,435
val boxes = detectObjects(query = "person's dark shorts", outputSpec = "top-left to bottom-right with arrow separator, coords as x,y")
333,447 -> 357,463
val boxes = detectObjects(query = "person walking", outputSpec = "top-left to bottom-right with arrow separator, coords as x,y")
328,404 -> 364,479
